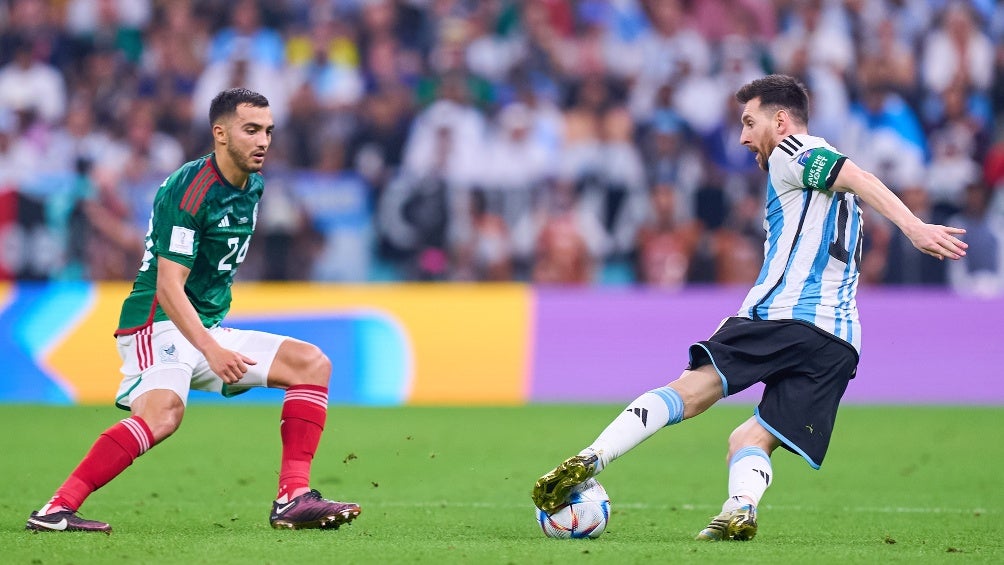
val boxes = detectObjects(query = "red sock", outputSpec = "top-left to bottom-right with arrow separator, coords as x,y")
277,385 -> 328,501
47,416 -> 154,513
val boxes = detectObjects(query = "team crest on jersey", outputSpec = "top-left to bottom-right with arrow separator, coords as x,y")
160,343 -> 179,363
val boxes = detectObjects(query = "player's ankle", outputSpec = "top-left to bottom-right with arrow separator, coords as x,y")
276,486 -> 311,503
39,502 -> 73,516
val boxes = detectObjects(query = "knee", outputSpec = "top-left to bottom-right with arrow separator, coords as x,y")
727,426 -> 750,454
302,344 -> 332,386
669,366 -> 723,419
139,402 -> 185,443
727,420 -> 777,460
270,341 -> 333,388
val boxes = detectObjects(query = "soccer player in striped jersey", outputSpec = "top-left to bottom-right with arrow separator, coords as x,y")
27,88 -> 360,533
532,74 -> 968,541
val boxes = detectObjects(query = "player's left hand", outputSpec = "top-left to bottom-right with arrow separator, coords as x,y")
204,342 -> 258,384
906,223 -> 968,260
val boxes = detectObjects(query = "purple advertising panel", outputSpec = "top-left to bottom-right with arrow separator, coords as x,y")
530,287 -> 1003,405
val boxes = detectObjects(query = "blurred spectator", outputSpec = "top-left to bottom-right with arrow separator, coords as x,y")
857,204 -> 894,286
689,0 -> 775,43
531,179 -> 596,286
715,34 -> 767,99
844,80 -> 927,180
285,17 -> 365,168
400,71 -> 486,188
923,79 -> 992,162
136,1 -> 207,153
191,43 -> 291,133
699,95 -> 763,204
465,0 -> 529,86
512,0 -> 576,93
206,0 -> 285,68
925,122 -> 982,223
455,189 -> 514,282
707,187 -> 763,285
859,18 -> 918,101
946,182 -> 1004,297
629,0 -> 715,132
79,39 -> 139,132
0,0 -> 76,71
64,0 -> 149,65
46,97 -> 125,178
0,107 -> 19,188
118,99 -> 185,180
356,0 -> 429,95
0,34 -> 67,125
634,182 -> 701,288
640,112 -> 703,221
992,34 -> 1004,123
549,0 -> 611,80
633,0 -> 712,88
379,124 -> 465,281
772,0 -> 854,79
921,1 -> 993,95
245,176 -> 319,281
73,166 -> 144,280
688,174 -> 762,285
869,0 -> 933,47
555,75 -> 611,185
587,106 -> 648,260
288,153 -> 375,282
345,91 -> 410,199
481,102 -> 553,240
64,0 -> 151,37
881,185 -> 948,286
508,70 -> 565,162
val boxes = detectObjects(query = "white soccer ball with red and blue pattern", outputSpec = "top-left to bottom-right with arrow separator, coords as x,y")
535,479 -> 611,539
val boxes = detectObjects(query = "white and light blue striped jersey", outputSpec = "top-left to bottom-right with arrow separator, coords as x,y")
738,134 -> 864,352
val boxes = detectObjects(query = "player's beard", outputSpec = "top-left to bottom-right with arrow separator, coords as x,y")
228,142 -> 264,174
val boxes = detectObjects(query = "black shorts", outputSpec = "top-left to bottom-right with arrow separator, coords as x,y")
689,317 -> 859,469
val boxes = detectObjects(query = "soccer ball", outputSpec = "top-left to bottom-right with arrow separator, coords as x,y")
535,479 -> 611,539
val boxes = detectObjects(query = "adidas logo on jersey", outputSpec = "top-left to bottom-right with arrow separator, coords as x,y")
218,216 -> 230,228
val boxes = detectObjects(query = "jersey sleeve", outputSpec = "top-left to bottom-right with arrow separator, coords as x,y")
794,146 -> 846,191
150,171 -> 203,269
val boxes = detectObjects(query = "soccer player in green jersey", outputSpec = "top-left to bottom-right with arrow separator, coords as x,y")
26,88 -> 360,533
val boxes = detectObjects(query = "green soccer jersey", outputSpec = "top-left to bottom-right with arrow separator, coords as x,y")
116,154 -> 263,335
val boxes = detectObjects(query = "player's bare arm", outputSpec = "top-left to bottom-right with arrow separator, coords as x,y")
831,159 -> 968,261
156,256 -> 256,383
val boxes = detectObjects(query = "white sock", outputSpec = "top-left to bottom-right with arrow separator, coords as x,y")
586,386 -> 684,472
722,446 -> 773,511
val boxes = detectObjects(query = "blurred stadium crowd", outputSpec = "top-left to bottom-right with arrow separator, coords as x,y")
1,0 -> 1002,293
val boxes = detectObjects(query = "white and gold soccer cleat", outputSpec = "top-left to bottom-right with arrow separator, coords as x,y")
695,504 -> 758,541
531,451 -> 599,515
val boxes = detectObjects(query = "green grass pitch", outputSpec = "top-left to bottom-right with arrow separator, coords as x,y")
1,404 -> 1001,564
